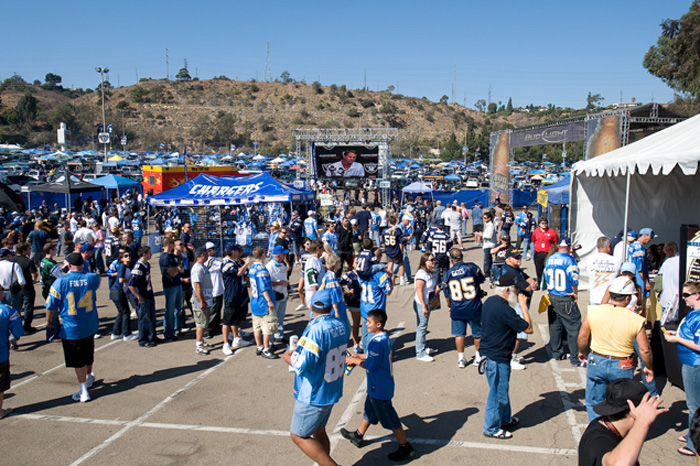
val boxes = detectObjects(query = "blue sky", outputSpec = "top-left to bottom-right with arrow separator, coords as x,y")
1,1 -> 693,109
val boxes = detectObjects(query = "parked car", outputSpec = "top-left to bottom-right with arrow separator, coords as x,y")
465,177 -> 479,189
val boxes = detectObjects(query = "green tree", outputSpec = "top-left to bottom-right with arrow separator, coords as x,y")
586,92 -> 604,110
487,102 -> 497,114
16,91 -> 38,126
506,97 -> 513,112
474,99 -> 486,112
176,59 -> 192,81
644,0 -> 700,98
311,81 -> 323,94
439,94 -> 449,104
45,73 -> 62,87
280,70 -> 292,83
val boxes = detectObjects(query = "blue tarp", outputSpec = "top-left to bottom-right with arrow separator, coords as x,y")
148,172 -> 315,206
91,174 -> 143,196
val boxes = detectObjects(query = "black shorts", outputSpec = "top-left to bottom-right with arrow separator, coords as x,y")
387,255 -> 402,265
473,224 -> 483,232
62,336 -> 95,368
222,304 -> 248,327
0,359 -> 10,392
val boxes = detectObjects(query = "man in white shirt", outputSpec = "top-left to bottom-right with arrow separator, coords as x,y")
658,241 -> 680,323
266,245 -> 289,341
586,236 -> 621,305
442,204 -> 464,249
482,212 -> 497,280
73,219 -> 97,246
69,213 -> 79,234
613,231 -> 637,264
204,242 -> 225,339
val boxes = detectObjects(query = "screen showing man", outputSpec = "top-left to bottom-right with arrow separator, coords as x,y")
315,144 -> 379,179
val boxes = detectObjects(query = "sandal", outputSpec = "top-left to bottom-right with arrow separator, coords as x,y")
502,417 -> 520,431
483,429 -> 513,439
677,435 -> 687,443
678,446 -> 695,456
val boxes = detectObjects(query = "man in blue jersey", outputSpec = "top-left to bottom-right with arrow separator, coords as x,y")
630,227 -> 656,302
472,201 -> 484,246
321,222 -> 339,255
544,237 -> 582,366
359,248 -> 393,352
444,248 -> 485,368
45,253 -> 101,402
383,216 -> 405,286
128,246 -> 160,348
0,288 -> 24,417
426,220 -> 452,284
303,211 -> 319,241
514,205 -> 529,251
131,214 -> 144,246
249,247 -> 279,359
221,244 -> 253,354
284,289 -> 349,466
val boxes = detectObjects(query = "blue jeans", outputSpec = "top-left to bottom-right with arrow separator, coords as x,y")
22,289 -> 36,329
633,339 -> 658,397
484,359 -> 512,434
162,285 -> 183,338
521,237 -> 532,259
110,289 -> 132,337
361,316 -> 370,353
413,301 -> 430,358
403,248 -> 412,280
683,364 -> 700,453
95,247 -> 105,273
370,229 -> 380,246
585,354 -> 634,421
138,299 -> 156,346
483,248 -> 493,277
274,298 -> 287,338
2,292 -> 22,316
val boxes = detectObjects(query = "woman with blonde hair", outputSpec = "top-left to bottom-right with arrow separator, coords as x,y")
413,252 -> 439,362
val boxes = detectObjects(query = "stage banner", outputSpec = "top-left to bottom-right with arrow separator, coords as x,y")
585,115 -> 622,159
489,131 -> 511,206
313,143 -> 379,179
510,121 -> 585,148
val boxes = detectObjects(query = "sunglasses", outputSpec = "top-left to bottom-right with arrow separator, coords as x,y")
426,258 -> 436,262
682,292 -> 698,299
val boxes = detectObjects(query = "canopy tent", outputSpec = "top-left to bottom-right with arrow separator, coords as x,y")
537,173 -> 570,207
401,181 -> 434,205
26,172 -> 104,212
444,174 -> 461,181
148,172 -> 315,206
0,182 -> 24,212
570,112 -> 700,289
91,174 -> 143,198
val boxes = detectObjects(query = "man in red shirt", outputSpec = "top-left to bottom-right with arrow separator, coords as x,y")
531,218 -> 558,285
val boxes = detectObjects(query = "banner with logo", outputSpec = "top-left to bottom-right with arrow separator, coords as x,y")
510,121 -> 585,149
489,132 -> 511,206
313,143 -> 380,179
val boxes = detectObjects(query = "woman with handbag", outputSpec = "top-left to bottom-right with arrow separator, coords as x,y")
414,252 -> 440,362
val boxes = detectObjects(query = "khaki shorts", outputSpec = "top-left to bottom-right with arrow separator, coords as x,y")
193,307 -> 212,329
252,313 -> 277,335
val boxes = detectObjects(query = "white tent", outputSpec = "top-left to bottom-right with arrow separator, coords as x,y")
401,181 -> 433,205
570,112 -> 700,288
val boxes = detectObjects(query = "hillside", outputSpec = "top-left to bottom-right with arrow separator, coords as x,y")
1,77 -> 603,160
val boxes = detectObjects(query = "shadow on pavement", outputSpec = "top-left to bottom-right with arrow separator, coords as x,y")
514,389 -> 586,429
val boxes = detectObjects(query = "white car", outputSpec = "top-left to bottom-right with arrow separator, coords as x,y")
465,177 -> 479,189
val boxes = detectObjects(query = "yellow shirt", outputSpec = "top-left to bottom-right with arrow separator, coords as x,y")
588,303 -> 645,358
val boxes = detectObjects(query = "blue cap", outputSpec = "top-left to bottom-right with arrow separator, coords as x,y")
620,261 -> 637,274
639,227 -> 657,238
0,248 -> 12,257
559,237 -> 572,247
310,289 -> 333,311
272,245 -> 289,255
626,230 -> 638,240
80,243 -> 95,253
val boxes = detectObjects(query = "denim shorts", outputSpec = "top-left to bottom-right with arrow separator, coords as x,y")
363,396 -> 401,431
290,400 -> 333,438
451,317 -> 482,339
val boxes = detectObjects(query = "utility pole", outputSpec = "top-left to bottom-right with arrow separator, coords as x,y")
452,65 -> 456,103
265,42 -> 271,82
95,67 -> 109,163
165,47 -> 169,80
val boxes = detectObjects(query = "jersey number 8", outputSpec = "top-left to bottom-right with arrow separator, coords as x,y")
449,277 -> 476,301
324,345 -> 348,383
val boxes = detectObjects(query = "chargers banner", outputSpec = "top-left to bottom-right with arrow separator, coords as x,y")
510,121 -> 585,148
313,143 -> 379,179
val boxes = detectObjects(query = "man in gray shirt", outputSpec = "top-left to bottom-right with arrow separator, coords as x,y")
191,247 -> 214,356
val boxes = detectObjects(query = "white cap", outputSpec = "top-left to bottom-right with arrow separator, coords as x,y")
204,241 -> 216,250
164,227 -> 174,233
308,210 -> 315,216
609,276 -> 636,295
350,219 -> 357,225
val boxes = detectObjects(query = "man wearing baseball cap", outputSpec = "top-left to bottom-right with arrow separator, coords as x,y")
577,276 -> 655,421
629,227 -> 657,301
578,378 -> 667,465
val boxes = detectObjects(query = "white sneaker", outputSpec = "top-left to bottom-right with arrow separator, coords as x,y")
458,359 -> 467,369
130,311 -> 137,318
512,355 -> 524,364
123,334 -> 138,341
222,343 -> 233,356
426,348 -> 438,356
72,391 -> 91,403
93,334 -> 102,339
510,359 -> 525,370
110,334 -> 121,341
473,355 -> 482,367
295,304 -> 308,311
416,355 -> 434,362
86,373 -> 95,389
238,330 -> 252,338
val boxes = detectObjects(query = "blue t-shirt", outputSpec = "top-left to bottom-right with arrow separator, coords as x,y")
443,261 -> 485,320
355,249 -> 378,281
291,314 -> 350,406
370,212 -> 380,231
544,252 -> 579,296
321,271 -> 348,322
472,206 -> 483,225
515,211 -> 529,236
110,263 -> 130,292
249,262 -> 274,316
46,270 -> 101,340
677,308 -> 700,366
382,227 -> 403,259
131,217 -> 143,239
159,252 -> 181,288
221,258 -> 249,308
290,217 -> 303,241
627,241 -> 648,295
0,303 -> 24,363
365,331 -> 394,400
359,270 -> 392,319
27,229 -> 50,253
128,260 -> 154,300
303,218 -> 318,240
322,231 -> 339,254
107,259 -> 119,289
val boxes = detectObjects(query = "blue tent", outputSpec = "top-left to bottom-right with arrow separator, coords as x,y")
538,173 -> 570,205
444,173 -> 461,181
91,174 -> 143,197
148,172 -> 315,206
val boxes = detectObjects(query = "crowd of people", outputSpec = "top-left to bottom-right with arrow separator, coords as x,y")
0,189 -> 696,465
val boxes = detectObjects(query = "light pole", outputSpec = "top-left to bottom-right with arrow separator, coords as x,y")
95,67 -> 109,163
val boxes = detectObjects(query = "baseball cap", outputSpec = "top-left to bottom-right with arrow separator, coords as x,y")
205,242 -> 216,250
559,237 -> 572,247
639,228 -> 658,238
626,230 -> 638,240
272,245 -> 289,255
0,248 -> 12,258
164,227 -> 174,233
80,244 -> 95,253
501,232 -> 511,240
505,248 -> 521,259
308,210 -> 315,216
609,276 -> 636,295
593,378 -> 648,416
620,262 -> 637,274
310,289 -> 333,312
66,252 -> 84,266
270,221 -> 280,228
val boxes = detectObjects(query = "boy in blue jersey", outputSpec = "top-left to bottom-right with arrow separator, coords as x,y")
303,211 -> 319,240
45,253 -> 101,403
284,289 -> 349,466
321,222 -> 339,255
444,248 -> 485,368
249,247 -> 279,359
341,309 -> 415,461
359,248 -> 393,353
355,238 -> 380,282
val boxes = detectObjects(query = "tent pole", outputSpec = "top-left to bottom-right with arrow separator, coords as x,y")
219,206 -> 223,255
623,170 -> 631,261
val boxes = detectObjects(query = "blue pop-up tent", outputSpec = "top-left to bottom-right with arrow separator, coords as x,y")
91,174 -> 143,198
148,172 -> 315,206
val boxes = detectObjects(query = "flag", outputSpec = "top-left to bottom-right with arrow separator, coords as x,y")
107,124 -> 113,135
159,142 -> 165,149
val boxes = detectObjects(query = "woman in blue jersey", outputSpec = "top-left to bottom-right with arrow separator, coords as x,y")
413,252 -> 439,362
664,281 -> 700,457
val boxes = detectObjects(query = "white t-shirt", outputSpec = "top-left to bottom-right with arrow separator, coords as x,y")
414,268 -> 437,306
266,259 -> 288,299
482,222 -> 497,249
658,255 -> 680,310
205,256 -> 224,297
444,209 -> 462,231
191,262 -> 213,309
378,209 -> 388,228
586,251 -> 621,305
613,240 -> 630,264
304,256 -> 326,299
74,227 -> 97,245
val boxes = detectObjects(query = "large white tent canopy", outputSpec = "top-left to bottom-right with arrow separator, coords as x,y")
570,112 -> 700,288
